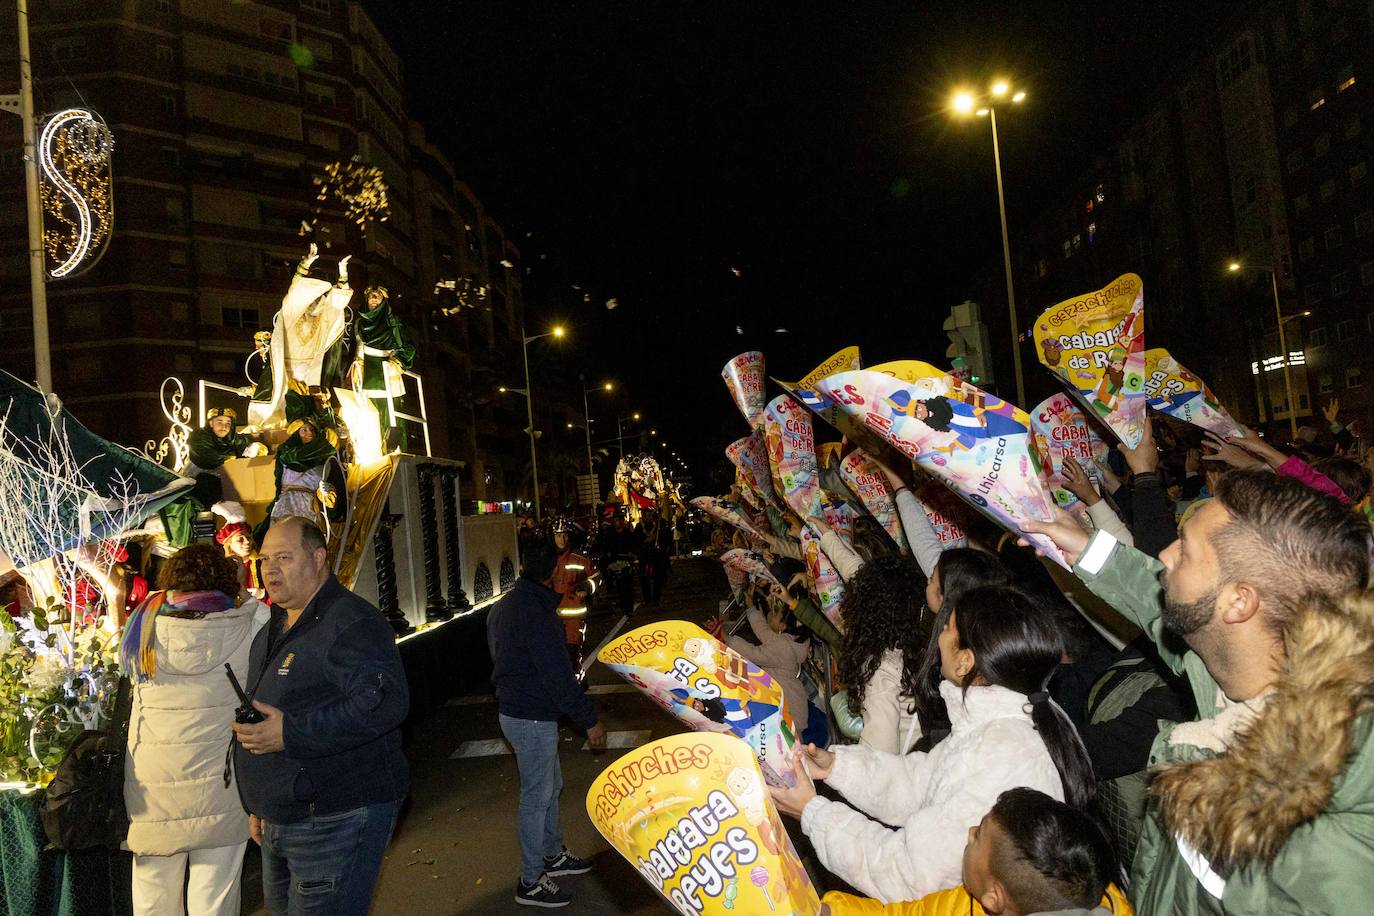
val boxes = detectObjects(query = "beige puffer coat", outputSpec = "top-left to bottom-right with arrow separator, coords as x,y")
123,598 -> 269,855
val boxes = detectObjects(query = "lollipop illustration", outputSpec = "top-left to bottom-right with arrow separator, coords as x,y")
750,866 -> 775,911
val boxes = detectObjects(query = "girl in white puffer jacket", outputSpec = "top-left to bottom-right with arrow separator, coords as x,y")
119,544 -> 270,916
770,585 -> 1096,904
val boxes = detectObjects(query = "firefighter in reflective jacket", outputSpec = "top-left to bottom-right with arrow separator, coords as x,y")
550,518 -> 597,675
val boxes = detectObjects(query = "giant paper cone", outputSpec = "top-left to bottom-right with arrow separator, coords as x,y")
586,732 -> 821,916
763,394 -> 820,520
838,448 -> 907,550
598,620 -> 799,787
1144,348 -> 1242,437
1034,273 -> 1148,447
1031,393 -> 1109,515
723,352 -> 768,430
813,363 -> 1067,567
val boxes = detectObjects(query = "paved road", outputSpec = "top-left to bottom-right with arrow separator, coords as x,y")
247,554 -> 736,915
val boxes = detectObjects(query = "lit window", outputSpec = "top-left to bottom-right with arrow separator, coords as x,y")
1310,88 -> 1327,110
1339,76 -> 1357,91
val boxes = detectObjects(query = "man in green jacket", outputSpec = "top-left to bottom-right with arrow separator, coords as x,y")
1025,468 -> 1374,915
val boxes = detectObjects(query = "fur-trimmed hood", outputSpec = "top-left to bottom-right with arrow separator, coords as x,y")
1151,589 -> 1374,872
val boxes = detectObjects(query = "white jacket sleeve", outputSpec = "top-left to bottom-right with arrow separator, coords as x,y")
820,529 -> 864,581
1086,500 -> 1134,547
894,489 -> 942,578
823,741 -> 935,827
800,795 -> 964,903
858,662 -> 904,756
802,719 -> 1065,903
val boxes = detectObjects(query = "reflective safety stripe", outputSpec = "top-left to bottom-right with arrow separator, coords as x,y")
564,563 -> 585,570
558,606 -> 588,617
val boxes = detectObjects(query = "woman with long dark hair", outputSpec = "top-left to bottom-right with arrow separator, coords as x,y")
834,554 -> 927,753
909,548 -> 1013,746
770,585 -> 1095,904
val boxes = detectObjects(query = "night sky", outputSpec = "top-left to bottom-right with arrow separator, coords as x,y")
362,1 -> 1236,482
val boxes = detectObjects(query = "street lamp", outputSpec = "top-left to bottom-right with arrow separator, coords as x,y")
617,412 -> 641,458
1228,261 -> 1303,437
508,324 -> 565,519
581,380 -> 614,474
951,79 -> 1028,406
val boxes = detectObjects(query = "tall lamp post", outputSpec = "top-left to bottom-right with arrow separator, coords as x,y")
581,380 -> 614,474
1228,261 -> 1307,438
616,412 -> 641,458
951,80 -> 1027,406
501,324 -> 564,519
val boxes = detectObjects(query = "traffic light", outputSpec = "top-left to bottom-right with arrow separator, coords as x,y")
943,300 -> 994,386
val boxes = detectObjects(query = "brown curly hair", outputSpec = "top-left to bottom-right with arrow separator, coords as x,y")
157,542 -> 240,596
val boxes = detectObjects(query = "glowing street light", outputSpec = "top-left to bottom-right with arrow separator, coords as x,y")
617,412 -> 642,457
580,378 -> 615,474
1227,259 -> 1302,437
516,325 -> 567,518
949,78 -> 1029,406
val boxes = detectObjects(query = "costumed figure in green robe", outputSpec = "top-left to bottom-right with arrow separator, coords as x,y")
158,408 -> 259,547
247,243 -> 353,430
348,284 -> 417,451
257,383 -> 340,540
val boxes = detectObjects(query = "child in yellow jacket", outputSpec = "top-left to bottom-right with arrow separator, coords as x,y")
821,788 -> 1133,916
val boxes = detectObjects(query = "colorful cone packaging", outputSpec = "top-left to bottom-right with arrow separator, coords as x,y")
838,448 -> 907,550
726,434 -> 772,509
763,394 -> 821,519
723,352 -> 768,431
1143,348 -> 1242,437
598,621 -> 799,788
720,549 -> 780,587
776,346 -> 862,429
915,480 -> 969,549
692,496 -> 765,541
813,362 -> 1067,567
799,526 -> 845,627
586,732 -> 821,916
1030,393 -> 1110,514
1033,273 -> 1148,448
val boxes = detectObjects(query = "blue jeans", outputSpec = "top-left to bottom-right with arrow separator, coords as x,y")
261,800 -> 402,916
499,713 -> 564,884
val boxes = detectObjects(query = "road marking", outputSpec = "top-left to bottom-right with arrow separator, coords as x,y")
585,684 -> 636,696
446,694 -> 496,707
449,738 -> 510,759
580,611 -> 634,676
581,729 -> 651,751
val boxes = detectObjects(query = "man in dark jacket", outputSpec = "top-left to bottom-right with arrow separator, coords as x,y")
488,536 -> 607,908
233,517 -> 408,916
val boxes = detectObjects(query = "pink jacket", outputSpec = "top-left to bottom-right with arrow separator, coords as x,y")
1276,455 -> 1348,503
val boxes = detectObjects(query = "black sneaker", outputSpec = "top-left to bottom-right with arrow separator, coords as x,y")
543,847 -> 593,876
515,875 -> 571,908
